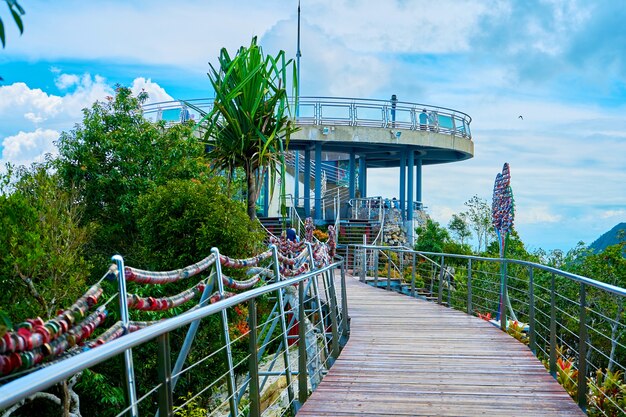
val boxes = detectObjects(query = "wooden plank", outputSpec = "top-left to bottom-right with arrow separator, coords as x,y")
296,274 -> 585,416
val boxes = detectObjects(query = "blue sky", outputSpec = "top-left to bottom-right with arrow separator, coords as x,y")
1,0 -> 625,251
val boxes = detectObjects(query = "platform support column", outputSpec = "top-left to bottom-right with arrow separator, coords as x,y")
399,152 -> 406,220
314,142 -> 322,222
407,150 -> 414,221
349,150 -> 356,200
415,157 -> 422,210
304,148 -> 311,217
358,156 -> 367,197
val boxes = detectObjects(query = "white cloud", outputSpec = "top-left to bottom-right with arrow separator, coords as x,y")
0,83 -> 63,124
516,205 -> 562,224
0,75 -> 112,134
601,209 -> 626,219
1,129 -> 60,168
304,0 -> 495,55
55,73 -> 80,90
131,77 -> 174,104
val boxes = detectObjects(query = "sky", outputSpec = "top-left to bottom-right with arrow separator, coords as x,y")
0,0 -> 625,252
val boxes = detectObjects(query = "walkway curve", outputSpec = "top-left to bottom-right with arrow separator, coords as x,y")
297,275 -> 584,416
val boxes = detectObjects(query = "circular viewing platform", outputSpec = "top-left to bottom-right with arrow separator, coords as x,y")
142,96 -> 474,167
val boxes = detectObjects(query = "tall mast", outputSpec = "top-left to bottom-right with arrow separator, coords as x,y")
296,0 -> 301,116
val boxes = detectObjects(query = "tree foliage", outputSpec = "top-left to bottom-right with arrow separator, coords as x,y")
135,178 -> 264,270
0,163 -> 92,322
463,195 -> 493,252
448,213 -> 471,246
55,87 -> 209,265
203,37 -> 298,220
415,219 -> 451,253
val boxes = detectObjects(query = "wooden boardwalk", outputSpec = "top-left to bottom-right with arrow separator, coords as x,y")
297,275 -> 585,417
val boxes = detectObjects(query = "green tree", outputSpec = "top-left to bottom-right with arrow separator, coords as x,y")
448,213 -> 471,246
0,163 -> 92,322
55,87 -> 209,265
415,219 -> 451,253
135,177 -> 265,270
202,36 -> 298,220
485,228 -> 534,261
463,195 -> 492,252
568,241 -> 626,371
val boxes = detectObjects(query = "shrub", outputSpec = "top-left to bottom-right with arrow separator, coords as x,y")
135,177 -> 264,270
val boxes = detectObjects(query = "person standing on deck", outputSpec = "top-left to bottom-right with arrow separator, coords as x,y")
419,109 -> 428,130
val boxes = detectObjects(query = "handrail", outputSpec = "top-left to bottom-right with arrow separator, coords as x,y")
361,245 -> 626,297
142,96 -> 473,140
0,260 -> 343,410
356,244 -> 626,413
375,247 -> 626,297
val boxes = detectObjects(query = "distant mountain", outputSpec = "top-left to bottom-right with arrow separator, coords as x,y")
588,222 -> 626,253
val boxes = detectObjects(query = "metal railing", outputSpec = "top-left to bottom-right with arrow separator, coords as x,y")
141,97 -> 472,140
346,244 -> 626,415
0,249 -> 348,417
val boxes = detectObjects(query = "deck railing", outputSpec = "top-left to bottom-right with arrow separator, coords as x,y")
344,244 -> 626,415
0,249 -> 347,417
141,97 -> 472,140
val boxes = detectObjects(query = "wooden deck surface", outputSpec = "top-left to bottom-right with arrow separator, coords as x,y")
297,275 -> 585,416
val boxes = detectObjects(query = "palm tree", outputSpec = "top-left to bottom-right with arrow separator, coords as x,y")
201,37 -> 298,220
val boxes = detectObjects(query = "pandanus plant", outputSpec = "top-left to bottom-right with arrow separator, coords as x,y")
192,37 -> 298,221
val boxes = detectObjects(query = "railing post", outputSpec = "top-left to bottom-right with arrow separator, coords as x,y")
327,270 -> 341,361
374,248 -> 379,288
500,259 -> 508,332
112,255 -> 139,417
577,283 -> 588,411
298,280 -> 308,404
438,256 -> 445,305
386,250 -> 391,291
156,333 -> 173,417
340,261 -> 349,340
306,243 -> 330,362
248,299 -> 261,417
212,248 -> 238,417
550,273 -> 557,378
467,258 -> 473,315
360,242 -> 366,283
411,252 -> 416,298
447,267 -> 452,308
528,266 -> 536,354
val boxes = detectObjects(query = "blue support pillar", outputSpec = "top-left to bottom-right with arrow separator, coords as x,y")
415,157 -> 422,210
314,142 -> 322,222
358,156 -> 366,197
294,151 -> 300,207
304,148 -> 311,217
363,167 -> 367,197
399,152 -> 406,219
407,150 -> 414,221
349,151 -> 356,199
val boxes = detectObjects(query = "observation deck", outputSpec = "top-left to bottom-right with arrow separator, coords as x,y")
143,96 -> 474,224
143,96 -> 474,168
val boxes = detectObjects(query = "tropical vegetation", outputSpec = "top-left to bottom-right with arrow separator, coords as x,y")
202,36 -> 298,220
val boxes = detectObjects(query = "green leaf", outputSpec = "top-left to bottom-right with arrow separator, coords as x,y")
0,310 -> 13,335
0,19 -> 5,48
10,7 -> 23,34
